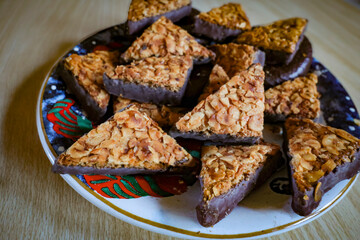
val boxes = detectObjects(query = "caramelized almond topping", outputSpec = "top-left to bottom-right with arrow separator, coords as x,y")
176,64 -> 264,138
198,3 -> 251,30
286,118 -> 360,192
314,182 -> 322,202
236,18 -> 308,53
265,73 -> 320,119
201,143 -> 280,201
107,55 -> 192,92
122,17 -> 215,62
57,105 -> 194,170
128,0 -> 190,22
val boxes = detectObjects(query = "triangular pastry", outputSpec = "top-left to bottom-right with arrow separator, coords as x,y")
52,105 -> 196,176
193,3 -> 251,41
127,0 -> 191,34
265,73 -> 320,122
122,16 -> 215,64
236,18 -> 308,65
104,54 -> 193,105
171,64 -> 265,145
196,143 -> 282,227
284,118 -> 360,216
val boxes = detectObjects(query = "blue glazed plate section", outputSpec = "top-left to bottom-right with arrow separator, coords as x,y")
312,59 -> 360,137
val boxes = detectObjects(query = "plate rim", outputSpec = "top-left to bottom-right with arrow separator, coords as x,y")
36,25 -> 358,240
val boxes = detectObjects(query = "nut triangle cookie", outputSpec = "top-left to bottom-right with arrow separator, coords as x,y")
104,54 -> 193,105
193,3 -> 251,41
196,143 -> 283,227
127,0 -> 191,34
265,73 -> 320,122
170,64 -> 265,145
59,50 -> 119,122
121,16 -> 215,64
52,105 -> 197,176
284,118 -> 360,216
236,18 -> 308,65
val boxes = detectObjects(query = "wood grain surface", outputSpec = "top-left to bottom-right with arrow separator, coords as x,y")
0,0 -> 359,239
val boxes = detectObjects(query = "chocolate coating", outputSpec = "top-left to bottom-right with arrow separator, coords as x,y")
264,112 -> 287,123
169,128 -> 260,145
175,8 -> 199,32
127,4 -> 192,35
283,128 -> 360,216
193,16 -> 243,42
51,161 -> 198,176
175,8 -> 213,46
196,150 -> 283,227
181,62 -> 213,108
103,65 -> 192,106
264,36 -> 313,89
58,61 -> 107,122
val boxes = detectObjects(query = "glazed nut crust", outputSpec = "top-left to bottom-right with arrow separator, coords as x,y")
265,73 -> 320,119
121,16 -> 215,62
198,3 -> 251,30
236,18 -> 308,53
201,143 -> 280,201
107,55 -> 193,92
57,105 -> 194,170
286,118 -> 360,192
198,64 -> 229,102
113,97 -> 184,127
64,50 -> 119,108
128,0 -> 191,22
210,43 -> 258,78
176,64 -> 265,137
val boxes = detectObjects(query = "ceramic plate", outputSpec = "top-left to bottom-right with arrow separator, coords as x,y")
36,19 -> 360,239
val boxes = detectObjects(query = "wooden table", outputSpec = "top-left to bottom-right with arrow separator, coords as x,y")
1,0 -> 359,239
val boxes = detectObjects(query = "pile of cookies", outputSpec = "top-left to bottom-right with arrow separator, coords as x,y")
52,0 -> 360,227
